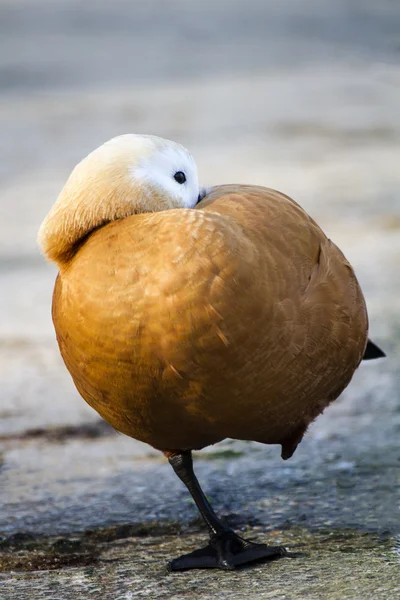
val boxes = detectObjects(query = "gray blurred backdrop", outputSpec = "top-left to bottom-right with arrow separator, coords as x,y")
1,2 -> 399,599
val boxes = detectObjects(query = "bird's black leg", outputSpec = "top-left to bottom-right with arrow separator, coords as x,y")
167,451 -> 286,571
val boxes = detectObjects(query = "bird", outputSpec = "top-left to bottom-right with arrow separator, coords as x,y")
38,134 -> 385,571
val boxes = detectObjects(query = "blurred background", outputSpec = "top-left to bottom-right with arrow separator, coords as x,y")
0,0 -> 399,596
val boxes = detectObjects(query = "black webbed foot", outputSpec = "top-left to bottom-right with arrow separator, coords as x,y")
168,530 -> 287,571
167,452 -> 287,572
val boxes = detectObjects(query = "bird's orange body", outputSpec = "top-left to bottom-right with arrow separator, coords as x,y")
52,184 -> 368,457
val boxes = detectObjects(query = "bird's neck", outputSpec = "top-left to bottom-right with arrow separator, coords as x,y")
38,175 -> 141,268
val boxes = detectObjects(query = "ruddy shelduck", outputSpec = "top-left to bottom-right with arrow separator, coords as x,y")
38,134 -> 384,571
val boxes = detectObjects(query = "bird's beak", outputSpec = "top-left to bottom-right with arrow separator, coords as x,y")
196,187 -> 209,204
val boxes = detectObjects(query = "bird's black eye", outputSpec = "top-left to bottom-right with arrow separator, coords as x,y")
174,171 -> 186,184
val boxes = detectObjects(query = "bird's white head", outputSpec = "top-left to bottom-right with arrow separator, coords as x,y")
130,134 -> 200,210
38,134 -> 203,266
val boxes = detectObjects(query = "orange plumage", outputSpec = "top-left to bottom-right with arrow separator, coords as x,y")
51,181 -> 367,455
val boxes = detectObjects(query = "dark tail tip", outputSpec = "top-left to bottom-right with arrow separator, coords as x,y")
363,339 -> 386,360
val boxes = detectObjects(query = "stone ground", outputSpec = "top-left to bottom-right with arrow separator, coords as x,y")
0,1 -> 399,598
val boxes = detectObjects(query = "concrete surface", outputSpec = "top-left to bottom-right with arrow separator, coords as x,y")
0,1 -> 399,598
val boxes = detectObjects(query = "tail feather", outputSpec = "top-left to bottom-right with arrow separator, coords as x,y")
363,339 -> 386,360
